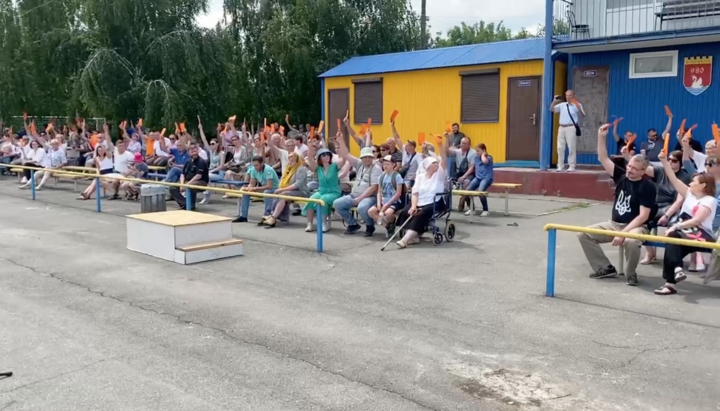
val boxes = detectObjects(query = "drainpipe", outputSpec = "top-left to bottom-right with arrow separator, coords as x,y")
540,0 -> 555,171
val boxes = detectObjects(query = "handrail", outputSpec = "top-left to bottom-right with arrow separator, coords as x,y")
543,223 -> 720,297
544,223 -> 720,251
1,163 -> 328,252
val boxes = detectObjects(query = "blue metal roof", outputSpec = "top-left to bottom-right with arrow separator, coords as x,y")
319,37 -> 546,78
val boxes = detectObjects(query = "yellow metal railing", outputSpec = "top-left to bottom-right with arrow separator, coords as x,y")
543,223 -> 720,297
1,163 -> 327,251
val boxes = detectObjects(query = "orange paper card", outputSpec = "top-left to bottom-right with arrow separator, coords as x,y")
713,124 -> 720,143
684,124 -> 698,139
418,132 -> 426,146
662,132 -> 670,154
625,133 -> 636,150
679,119 -> 687,135
45,123 -> 53,132
445,122 -> 452,133
160,128 -> 166,137
309,126 -> 315,137
318,120 -> 324,132
180,123 -> 186,133
336,119 -> 341,132
613,117 -> 623,126
664,105 -> 672,117
229,115 -> 236,123
390,110 -> 399,122
359,125 -> 368,135
138,118 -> 143,127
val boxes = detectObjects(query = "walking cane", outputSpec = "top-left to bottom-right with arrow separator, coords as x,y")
381,215 -> 414,251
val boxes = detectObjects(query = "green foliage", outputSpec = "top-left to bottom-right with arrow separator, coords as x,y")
0,0 -> 557,132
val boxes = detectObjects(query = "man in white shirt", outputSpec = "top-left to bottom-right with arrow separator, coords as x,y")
152,133 -> 172,166
294,134 -> 308,158
550,89 -> 585,172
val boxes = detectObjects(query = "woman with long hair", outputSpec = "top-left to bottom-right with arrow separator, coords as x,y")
654,151 -> 717,295
262,152 -> 310,228
197,116 -> 226,204
18,140 -> 45,188
77,142 -> 114,200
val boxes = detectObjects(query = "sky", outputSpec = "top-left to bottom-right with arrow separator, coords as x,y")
196,0 -> 546,37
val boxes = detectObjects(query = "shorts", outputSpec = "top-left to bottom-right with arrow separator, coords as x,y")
382,199 -> 404,211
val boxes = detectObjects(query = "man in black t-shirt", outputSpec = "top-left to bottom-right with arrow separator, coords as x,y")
169,144 -> 209,211
577,125 -> 657,286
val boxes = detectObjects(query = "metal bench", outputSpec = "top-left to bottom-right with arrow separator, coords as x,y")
656,0 -> 720,29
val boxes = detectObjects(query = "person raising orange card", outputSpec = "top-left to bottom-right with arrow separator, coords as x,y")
418,132 -> 425,146
390,110 -> 399,122
713,123 -> 720,144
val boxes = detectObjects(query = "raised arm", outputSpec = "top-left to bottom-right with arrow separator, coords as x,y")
333,130 -> 349,170
344,116 -> 364,148
612,121 -> 621,143
662,113 -> 673,136
658,151 -> 688,197
306,143 -> 318,172
597,124 -> 615,175
104,123 -> 114,154
197,115 -> 210,150
439,133 -> 448,171
390,119 -> 402,148
285,114 -> 299,133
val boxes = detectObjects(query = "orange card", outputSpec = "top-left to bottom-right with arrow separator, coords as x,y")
390,110 -> 399,122
138,118 -> 143,127
45,123 -> 53,132
366,118 -> 371,128
613,117 -> 623,126
625,133 -> 636,150
445,122 -> 452,133
229,115 -> 236,123
664,105 -> 672,117
359,125 -> 368,135
336,119 -> 342,132
309,126 -> 315,137
418,132 -> 425,146
318,120 -> 324,132
679,119 -> 687,135
713,124 -> 720,143
160,128 -> 166,137
662,132 -> 670,154
434,133 -> 443,145
180,123 -> 186,133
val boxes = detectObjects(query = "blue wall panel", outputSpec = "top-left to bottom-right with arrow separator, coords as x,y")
568,42 -> 720,165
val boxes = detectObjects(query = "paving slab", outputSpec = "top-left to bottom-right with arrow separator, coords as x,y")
0,178 -> 719,411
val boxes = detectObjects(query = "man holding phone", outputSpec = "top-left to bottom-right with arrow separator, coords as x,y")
550,89 -> 585,172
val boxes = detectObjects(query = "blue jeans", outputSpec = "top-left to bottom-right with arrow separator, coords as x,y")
165,167 -> 183,183
446,156 -> 456,179
465,178 -> 493,211
237,189 -> 276,218
333,195 -> 375,227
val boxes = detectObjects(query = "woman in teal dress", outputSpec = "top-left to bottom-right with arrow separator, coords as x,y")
303,145 -> 343,233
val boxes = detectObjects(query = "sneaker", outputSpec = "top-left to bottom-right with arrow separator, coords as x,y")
567,167 -> 576,172
626,273 -> 639,286
589,266 -> 618,279
232,216 -> 248,223
305,223 -> 314,232
343,224 -> 361,235
199,198 -> 208,205
322,220 -> 330,233
464,210 -> 473,216
20,177 -> 27,184
555,167 -> 565,172
480,211 -> 490,217
675,270 -> 687,283
363,225 -> 375,237
385,223 -> 396,238
292,208 -> 302,216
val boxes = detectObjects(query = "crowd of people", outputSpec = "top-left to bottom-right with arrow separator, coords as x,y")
0,114 -> 496,249
579,120 -> 720,296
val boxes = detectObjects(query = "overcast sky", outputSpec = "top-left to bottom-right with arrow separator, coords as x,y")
196,0 -> 545,36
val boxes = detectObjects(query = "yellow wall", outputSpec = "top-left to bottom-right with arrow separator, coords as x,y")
552,60 -> 568,165
324,60 -> 545,161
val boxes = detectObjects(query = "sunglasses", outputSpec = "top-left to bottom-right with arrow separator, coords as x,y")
669,158 -> 680,164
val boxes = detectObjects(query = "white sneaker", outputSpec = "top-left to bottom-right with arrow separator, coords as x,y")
567,167 -> 576,172
555,167 -> 565,172
322,219 -> 330,233
480,211 -> 490,217
305,223 -> 314,232
464,210 -> 473,216
20,177 -> 27,184
199,198 -> 208,205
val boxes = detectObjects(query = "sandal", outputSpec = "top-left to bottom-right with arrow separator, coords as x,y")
675,271 -> 688,283
263,217 -> 277,229
640,256 -> 656,265
654,285 -> 677,295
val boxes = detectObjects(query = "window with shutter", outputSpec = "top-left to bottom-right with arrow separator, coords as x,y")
460,71 -> 500,123
353,80 -> 383,125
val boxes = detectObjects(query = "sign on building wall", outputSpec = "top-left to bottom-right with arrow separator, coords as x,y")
684,56 -> 712,96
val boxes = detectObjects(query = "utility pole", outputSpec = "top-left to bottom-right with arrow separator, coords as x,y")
420,0 -> 427,49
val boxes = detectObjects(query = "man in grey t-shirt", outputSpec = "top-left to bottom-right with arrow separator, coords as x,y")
333,146 -> 382,236
447,123 -> 466,177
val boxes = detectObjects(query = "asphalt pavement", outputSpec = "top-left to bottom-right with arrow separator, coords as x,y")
0,177 -> 719,410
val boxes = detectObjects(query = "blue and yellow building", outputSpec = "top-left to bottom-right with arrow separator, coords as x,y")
319,38 -> 567,166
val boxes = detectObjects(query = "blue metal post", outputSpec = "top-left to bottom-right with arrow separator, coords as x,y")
546,228 -> 557,297
320,78 -> 326,139
316,202 -> 324,253
185,186 -> 192,211
30,170 -> 36,201
95,177 -> 101,212
540,0 -> 555,171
